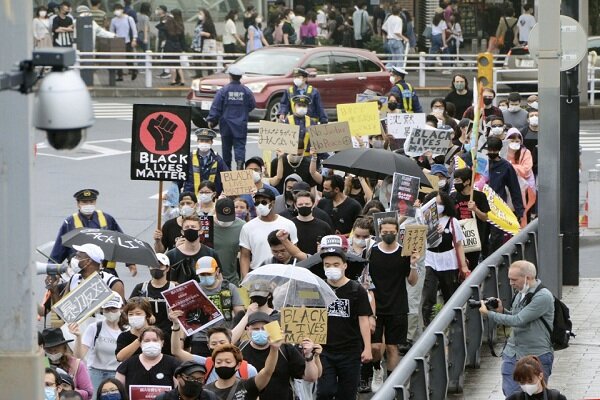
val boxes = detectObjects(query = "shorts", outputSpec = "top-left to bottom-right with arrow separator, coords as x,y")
372,314 -> 408,345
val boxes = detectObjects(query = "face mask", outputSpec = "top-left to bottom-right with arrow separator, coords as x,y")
252,171 -> 262,183
324,267 -> 343,281
198,143 -> 211,153
297,206 -> 312,217
180,205 -> 195,217
490,127 -> 504,136
256,203 -> 271,217
353,238 -> 367,248
255,17 -> 262,24
499,105 -> 508,112
289,13 -> 295,19
529,116 -> 539,127
199,193 -> 213,204
509,142 -> 521,151
70,257 -> 83,274
432,107 -> 444,117
387,101 -> 398,111
80,204 -> 96,215
114,10 -> 123,16
454,182 -> 465,193
183,228 -> 199,242
250,296 -> 268,307
438,179 -> 447,189
44,387 -> 57,400
529,101 -> 539,110
141,341 -> 162,358
236,211 -> 247,220
463,142 -> 473,152
322,191 -> 333,200
215,366 -> 238,380
437,204 -> 445,215
100,393 -> 122,400
381,233 -> 397,245
483,97 -> 494,106
216,219 -> 234,228
104,311 -> 121,322
128,315 -> 146,329
39,11 -> 47,17
150,269 -> 165,279
181,380 -> 203,397
293,78 -> 304,87
508,106 -> 520,113
289,155 -> 303,163
251,330 -> 269,346
372,139 -> 384,148
454,82 -> 465,91
389,76 -> 397,85
488,152 -> 500,161
295,107 -> 308,116
199,275 -> 216,287
46,352 -> 63,363
520,383 -> 539,396
351,179 -> 362,189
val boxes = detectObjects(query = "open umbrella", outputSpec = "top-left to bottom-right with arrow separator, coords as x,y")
61,228 -> 159,266
322,148 -> 432,183
240,264 -> 337,308
296,252 -> 366,269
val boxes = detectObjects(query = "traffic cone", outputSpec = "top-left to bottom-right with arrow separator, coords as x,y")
580,192 -> 589,228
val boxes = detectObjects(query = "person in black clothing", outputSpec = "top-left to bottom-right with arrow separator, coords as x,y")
279,181 -> 334,229
52,1 -> 74,47
115,297 -> 153,362
259,230 -> 307,266
444,73 -> 473,119
462,87 -> 503,120
154,191 -> 198,253
292,190 -> 333,255
271,150 -> 317,194
317,175 -> 362,235
522,108 -> 539,176
506,355 -> 567,400
156,361 -> 218,400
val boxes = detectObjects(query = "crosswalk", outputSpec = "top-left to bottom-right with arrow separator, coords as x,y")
580,129 -> 600,152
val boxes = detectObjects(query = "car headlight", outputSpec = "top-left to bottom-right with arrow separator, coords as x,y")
200,84 -> 223,91
191,79 -> 201,91
246,82 -> 268,94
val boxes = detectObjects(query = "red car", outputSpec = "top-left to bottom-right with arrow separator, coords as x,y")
187,45 -> 392,128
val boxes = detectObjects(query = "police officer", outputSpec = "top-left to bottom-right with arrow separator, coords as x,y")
49,189 -> 137,277
388,66 -> 423,113
206,65 -> 256,171
284,95 -> 313,155
278,68 -> 328,124
184,128 -> 229,196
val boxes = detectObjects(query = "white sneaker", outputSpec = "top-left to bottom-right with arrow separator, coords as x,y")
371,367 -> 384,393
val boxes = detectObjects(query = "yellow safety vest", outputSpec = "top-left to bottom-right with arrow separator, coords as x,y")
287,115 -> 312,156
72,210 -> 116,268
192,151 -> 218,194
288,85 -> 314,114
395,82 -> 414,113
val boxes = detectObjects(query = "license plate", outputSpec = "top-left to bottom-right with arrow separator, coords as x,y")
519,59 -> 535,68
200,101 -> 212,110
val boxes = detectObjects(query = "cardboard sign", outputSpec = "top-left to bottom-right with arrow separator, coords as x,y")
198,215 -> 214,249
131,104 -> 191,181
258,120 -> 300,154
161,280 -> 224,336
387,113 -> 426,139
264,320 -> 284,342
52,272 -> 114,324
421,198 -> 441,247
401,224 -> 428,256
403,127 -> 453,157
390,173 -> 420,217
308,121 -> 353,153
372,211 -> 398,239
281,307 -> 328,344
336,102 -> 380,136
459,218 -> 482,253
220,170 -> 255,196
482,184 -> 520,235
129,385 -> 171,400
420,173 -> 439,194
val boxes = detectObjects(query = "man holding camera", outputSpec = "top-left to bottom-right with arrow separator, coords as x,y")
479,261 -> 554,396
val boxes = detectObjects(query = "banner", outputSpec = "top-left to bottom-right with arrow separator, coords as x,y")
482,184 -> 520,235
459,218 -> 482,253
336,102 -> 380,136
421,198 -> 441,247
401,224 -> 428,256
220,170 -> 255,196
403,127 -> 453,157
131,104 -> 191,181
258,120 -> 300,154
52,272 -> 114,324
387,113 -> 426,139
129,385 -> 171,400
307,121 -> 353,153
390,173 -> 420,217
198,215 -> 214,249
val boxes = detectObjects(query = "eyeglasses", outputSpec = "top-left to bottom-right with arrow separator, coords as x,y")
182,375 -> 204,383
255,199 -> 270,206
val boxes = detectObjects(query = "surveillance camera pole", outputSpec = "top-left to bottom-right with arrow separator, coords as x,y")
0,1 -> 44,398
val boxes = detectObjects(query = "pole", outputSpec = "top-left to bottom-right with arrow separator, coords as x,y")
157,180 -> 164,230
0,1 -> 44,398
537,0 -> 562,296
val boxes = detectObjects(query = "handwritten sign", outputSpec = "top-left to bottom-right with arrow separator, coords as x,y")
421,198 -> 441,247
129,385 -> 171,400
390,173 -> 420,217
401,224 -> 428,256
52,272 -> 114,324
372,211 -> 398,239
336,102 -> 380,136
459,218 -> 481,253
420,173 -> 439,194
403,127 -> 453,157
387,113 -> 426,139
258,120 -> 300,154
308,121 -> 353,153
221,170 -> 255,196
281,307 -> 328,344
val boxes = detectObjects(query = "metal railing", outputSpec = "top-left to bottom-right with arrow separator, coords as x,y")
589,65 -> 600,106
372,219 -> 539,400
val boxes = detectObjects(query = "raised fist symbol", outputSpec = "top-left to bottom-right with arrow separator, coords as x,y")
147,114 -> 177,151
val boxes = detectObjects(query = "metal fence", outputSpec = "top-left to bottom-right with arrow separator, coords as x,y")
372,219 -> 539,400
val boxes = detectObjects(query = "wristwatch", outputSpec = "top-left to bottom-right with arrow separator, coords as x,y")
304,354 -> 314,362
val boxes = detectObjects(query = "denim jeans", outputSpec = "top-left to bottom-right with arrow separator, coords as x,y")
501,352 -> 554,396
89,367 -> 116,399
387,39 -> 406,68
430,34 -> 443,54
316,350 -> 362,400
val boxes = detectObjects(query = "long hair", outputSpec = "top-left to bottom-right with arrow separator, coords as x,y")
167,9 -> 184,36
96,378 -> 129,400
513,355 -> 547,389
433,12 -> 444,26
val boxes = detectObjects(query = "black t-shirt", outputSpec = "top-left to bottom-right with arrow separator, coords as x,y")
160,217 -> 182,251
115,331 -> 142,358
316,197 -> 362,235
166,246 -> 221,284
347,191 -> 366,208
156,387 -> 218,400
116,354 -> 181,391
292,218 -> 333,255
279,207 -> 333,230
444,90 -> 473,120
505,389 -> 566,400
270,157 -> 316,194
52,15 -> 74,46
368,244 -> 411,315
205,377 -> 261,400
452,189 -> 490,249
241,344 -> 305,400
522,126 -> 538,175
325,280 -> 371,353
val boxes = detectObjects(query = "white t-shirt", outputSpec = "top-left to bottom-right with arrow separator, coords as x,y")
239,215 -> 298,270
431,20 -> 448,36
382,15 -> 403,40
82,321 -> 121,370
425,216 -> 465,272
223,19 -> 237,45
517,14 -> 536,42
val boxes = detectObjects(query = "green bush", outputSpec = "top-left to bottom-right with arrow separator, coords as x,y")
364,35 -> 385,53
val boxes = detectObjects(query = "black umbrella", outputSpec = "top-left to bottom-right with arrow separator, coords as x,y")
61,228 -> 159,266
322,148 -> 432,184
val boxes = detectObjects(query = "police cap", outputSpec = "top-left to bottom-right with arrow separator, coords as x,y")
389,66 -> 408,76
227,65 -> 244,77
73,189 -> 99,201
291,95 -> 311,105
293,68 -> 309,77
194,128 -> 217,140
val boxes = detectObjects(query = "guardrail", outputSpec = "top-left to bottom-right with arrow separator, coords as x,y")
372,219 -> 539,400
589,65 -> 600,105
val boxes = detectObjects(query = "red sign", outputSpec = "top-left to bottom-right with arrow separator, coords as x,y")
129,385 -> 171,400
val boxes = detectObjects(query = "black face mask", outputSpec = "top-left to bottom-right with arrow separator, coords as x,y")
381,233 -> 397,245
150,269 -> 165,279
215,366 -> 237,380
488,152 -> 500,161
454,182 -> 465,193
483,97 -> 494,106
285,191 -> 294,201
297,206 -> 312,217
183,228 -> 199,242
387,102 -> 398,111
351,178 -> 361,189
322,190 -> 334,200
250,296 -> 269,307
181,379 -> 203,398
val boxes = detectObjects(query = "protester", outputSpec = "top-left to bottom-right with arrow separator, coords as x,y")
95,378 -> 128,400
239,157 -> 281,218
34,6 -> 53,48
155,361 -> 218,400
234,197 -> 251,221
115,297 -> 153,362
271,147 -> 317,194
430,98 -> 458,131
45,367 -> 64,400
110,4 -> 138,82
506,355 -> 566,400
522,108 -> 539,176
291,190 -> 333,255
345,174 -> 373,208
445,74 -> 473,119
317,175 -> 362,235
506,129 -> 535,199
388,66 -> 423,113
213,197 -> 245,285
502,92 -> 529,133
154,192 -> 198,253
463,87 -> 503,120
279,68 -> 328,124
196,181 -> 217,216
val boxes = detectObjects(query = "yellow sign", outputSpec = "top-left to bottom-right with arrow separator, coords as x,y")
482,184 -> 520,235
258,120 -> 300,154
264,320 -> 284,342
220,170 -> 255,196
401,224 -> 428,256
336,102 -> 380,136
281,307 -> 328,344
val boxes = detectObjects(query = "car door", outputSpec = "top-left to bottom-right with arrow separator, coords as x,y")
300,53 -> 336,108
330,53 -> 363,104
359,56 -> 392,95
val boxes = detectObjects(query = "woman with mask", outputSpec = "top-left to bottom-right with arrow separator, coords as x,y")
115,297 -> 153,362
344,174 -> 373,208
42,328 -> 94,400
444,74 -> 473,119
33,6 -> 53,48
506,355 -> 566,400
197,181 -> 217,216
505,128 -> 535,204
234,197 -> 251,222
116,326 -> 180,391
95,378 -> 128,400
247,12 -> 269,53
429,98 -> 458,132
154,192 -> 198,253
68,293 -> 125,392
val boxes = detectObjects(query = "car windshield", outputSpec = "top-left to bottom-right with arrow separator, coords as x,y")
235,51 -> 302,75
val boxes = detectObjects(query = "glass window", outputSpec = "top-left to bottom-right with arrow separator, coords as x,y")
360,57 -> 382,73
235,50 -> 302,75
303,56 -> 330,75
332,55 -> 360,74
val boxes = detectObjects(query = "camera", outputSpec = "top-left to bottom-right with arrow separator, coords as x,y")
467,297 -> 499,310
35,261 -> 69,276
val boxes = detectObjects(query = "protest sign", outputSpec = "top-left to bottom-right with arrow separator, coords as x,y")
356,93 -> 389,112
387,113 -> 426,139
459,218 -> 482,253
482,184 -> 520,235
131,104 -> 191,181
401,224 -> 428,256
264,320 -> 284,342
258,121 -> 299,154
420,173 -> 439,194
372,211 -> 398,238
308,121 -> 353,153
403,128 -> 453,157
162,280 -> 224,336
198,215 -> 214,249
129,385 -> 171,400
390,173 -> 420,217
221,170 -> 255,196
281,307 -> 328,344
52,272 -> 114,324
421,198 -> 441,247
336,102 -> 380,136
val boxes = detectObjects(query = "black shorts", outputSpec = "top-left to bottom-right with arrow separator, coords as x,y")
372,314 -> 408,345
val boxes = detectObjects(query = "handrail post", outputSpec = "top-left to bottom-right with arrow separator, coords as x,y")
145,50 -> 152,88
419,52 -> 426,87
590,66 -> 596,106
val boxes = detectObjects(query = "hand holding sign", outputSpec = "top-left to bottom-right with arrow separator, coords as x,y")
148,114 -> 177,151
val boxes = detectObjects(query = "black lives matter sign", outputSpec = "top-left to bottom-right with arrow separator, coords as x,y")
131,104 -> 192,181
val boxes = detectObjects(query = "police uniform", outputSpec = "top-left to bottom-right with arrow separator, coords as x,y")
284,95 -> 313,155
206,66 -> 256,170
184,129 -> 230,195
279,68 -> 328,124
388,67 -> 423,113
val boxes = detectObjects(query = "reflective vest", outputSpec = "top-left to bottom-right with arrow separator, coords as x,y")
288,84 -> 314,114
192,151 -> 218,194
72,211 -> 116,269
287,115 -> 311,155
395,82 -> 414,113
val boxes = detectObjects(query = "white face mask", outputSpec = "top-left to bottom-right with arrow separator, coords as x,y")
141,342 -> 162,358
199,193 -> 213,204
490,127 -> 504,136
197,143 -> 211,153
216,219 -> 234,228
508,142 -> 521,151
289,155 -> 303,163
293,78 -> 304,87
128,315 -> 146,329
432,107 -> 444,117
252,171 -> 262,183
69,257 -> 84,274
46,352 -> 63,363
437,204 -> 445,215
255,17 -> 262,24
372,139 -> 384,149
39,11 -> 47,17
529,116 -> 539,127
324,267 -> 343,281
295,107 -> 308,117
353,238 -> 367,248
438,179 -> 447,189
529,101 -> 539,110
80,204 -> 96,215
389,76 -> 397,85
508,105 -> 521,113
256,203 -> 271,217
520,383 -> 539,396
114,10 -> 123,17
180,205 -> 195,217
104,311 -> 121,322
499,105 -> 508,112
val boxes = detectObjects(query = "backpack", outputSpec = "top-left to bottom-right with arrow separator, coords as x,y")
501,17 -> 518,49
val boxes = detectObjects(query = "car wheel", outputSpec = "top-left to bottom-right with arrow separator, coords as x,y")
267,96 -> 282,122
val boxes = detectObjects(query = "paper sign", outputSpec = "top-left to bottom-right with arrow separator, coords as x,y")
390,173 -> 420,217
336,102 -> 380,136
421,173 -> 439,194
198,215 -> 214,249
129,385 -> 171,400
221,170 -> 255,196
238,286 -> 251,308
52,272 -> 114,324
421,198 -> 441,247
387,113 -> 426,139
308,121 -> 353,153
264,320 -> 284,342
403,127 -> 453,157
372,211 -> 398,239
281,307 -> 328,344
258,120 -> 300,154
161,280 -> 224,336
356,93 -> 389,112
482,184 -> 521,235
401,224 -> 428,256
459,218 -> 482,253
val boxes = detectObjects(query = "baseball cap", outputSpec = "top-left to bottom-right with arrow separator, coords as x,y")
175,361 -> 207,376
102,292 -> 123,309
320,235 -> 348,251
292,181 -> 311,193
247,311 -> 271,326
255,187 -> 276,201
245,156 -> 264,169
320,246 -> 347,262
156,253 -> 170,267
216,198 -> 235,222
248,281 -> 271,297
430,164 -> 450,178
196,256 -> 218,274
72,243 -> 105,264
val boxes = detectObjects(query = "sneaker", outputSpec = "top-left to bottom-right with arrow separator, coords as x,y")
158,72 -> 171,79
371,368 -> 384,393
358,379 -> 372,393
